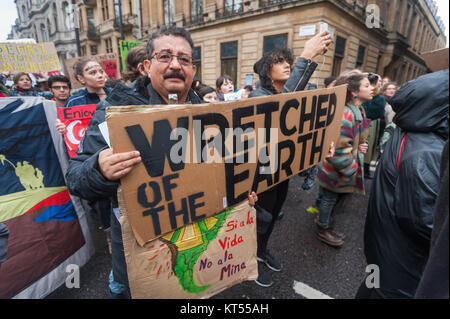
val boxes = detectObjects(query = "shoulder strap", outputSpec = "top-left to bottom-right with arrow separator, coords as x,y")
397,134 -> 407,171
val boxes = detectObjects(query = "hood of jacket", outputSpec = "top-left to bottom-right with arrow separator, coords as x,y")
391,70 -> 449,139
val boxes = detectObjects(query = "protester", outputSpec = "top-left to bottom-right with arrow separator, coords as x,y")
196,84 -> 217,102
324,76 -> 336,88
315,73 -> 372,247
48,75 -> 72,107
65,57 -> 112,107
249,30 -> 332,287
381,82 -> 398,124
0,72 -> 11,97
122,43 -> 148,84
361,73 -> 385,179
65,26 -> 257,298
415,140 -> 449,299
216,74 -> 234,101
358,69 -> 449,299
9,72 -> 52,99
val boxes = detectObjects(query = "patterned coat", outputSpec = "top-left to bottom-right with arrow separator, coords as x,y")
317,104 -> 370,195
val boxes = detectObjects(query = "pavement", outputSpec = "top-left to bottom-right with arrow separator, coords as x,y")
46,174 -> 373,299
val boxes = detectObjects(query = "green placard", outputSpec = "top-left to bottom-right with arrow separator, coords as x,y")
119,40 -> 143,70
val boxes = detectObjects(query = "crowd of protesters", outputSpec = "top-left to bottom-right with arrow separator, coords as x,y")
0,24 -> 448,300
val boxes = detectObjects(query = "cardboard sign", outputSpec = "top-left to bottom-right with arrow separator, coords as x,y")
119,188 -> 257,299
107,85 -> 347,245
57,104 -> 97,158
422,48 -> 449,72
119,40 -> 143,70
0,42 -> 61,74
64,53 -> 120,89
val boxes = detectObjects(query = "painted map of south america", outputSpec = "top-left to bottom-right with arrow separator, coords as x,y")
161,208 -> 232,294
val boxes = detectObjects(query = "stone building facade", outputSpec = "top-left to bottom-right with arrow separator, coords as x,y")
138,0 -> 446,88
14,0 -> 80,66
14,0 -> 446,88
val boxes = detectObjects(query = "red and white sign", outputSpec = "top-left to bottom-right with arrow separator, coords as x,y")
57,104 -> 97,158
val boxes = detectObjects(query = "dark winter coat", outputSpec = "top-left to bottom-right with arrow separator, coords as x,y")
65,76 -> 203,207
364,70 -> 449,299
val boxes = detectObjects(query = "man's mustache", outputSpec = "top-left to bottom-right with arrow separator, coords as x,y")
164,71 -> 186,81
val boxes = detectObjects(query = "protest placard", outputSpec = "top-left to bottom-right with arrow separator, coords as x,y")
119,40 -> 143,70
0,97 -> 93,298
119,188 -> 257,299
64,53 -> 120,89
106,85 -> 347,246
57,104 -> 97,158
0,42 -> 61,74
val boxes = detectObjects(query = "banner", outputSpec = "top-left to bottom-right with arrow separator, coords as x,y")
57,104 -> 97,158
119,188 -> 257,299
107,85 -> 347,245
0,42 -> 61,74
0,97 -> 93,299
64,53 -> 120,89
119,40 -> 143,70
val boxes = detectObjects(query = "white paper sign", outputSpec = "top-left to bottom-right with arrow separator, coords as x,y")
299,25 -> 316,37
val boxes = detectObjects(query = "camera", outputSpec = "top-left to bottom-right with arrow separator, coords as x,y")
368,72 -> 379,84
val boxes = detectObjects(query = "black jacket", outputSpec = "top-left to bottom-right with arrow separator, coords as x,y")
65,76 -> 203,207
364,70 -> 449,298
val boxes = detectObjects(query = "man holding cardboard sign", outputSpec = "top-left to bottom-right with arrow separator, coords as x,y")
66,25 -> 338,298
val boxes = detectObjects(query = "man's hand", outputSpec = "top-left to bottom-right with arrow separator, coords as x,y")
358,143 -> 369,154
301,31 -> 333,60
248,191 -> 258,207
98,148 -> 142,181
55,119 -> 66,135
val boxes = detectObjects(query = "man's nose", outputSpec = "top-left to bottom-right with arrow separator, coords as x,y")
169,56 -> 182,69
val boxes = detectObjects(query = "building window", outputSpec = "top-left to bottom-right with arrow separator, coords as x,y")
87,8 -> 95,32
224,0 -> 242,15
129,0 -> 133,15
90,45 -> 98,55
191,0 -> 203,24
193,46 -> 201,82
263,34 -> 287,54
407,11 -> 416,38
105,38 -> 113,53
332,36 -> 346,77
221,41 -> 238,86
102,0 -> 110,21
356,45 -> 365,69
402,4 -> 411,35
164,0 -> 174,25
81,45 -> 87,56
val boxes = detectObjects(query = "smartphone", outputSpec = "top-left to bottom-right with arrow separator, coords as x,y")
318,22 -> 328,34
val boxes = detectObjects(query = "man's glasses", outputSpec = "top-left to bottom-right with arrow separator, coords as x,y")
151,51 -> 193,66
51,85 -> 70,90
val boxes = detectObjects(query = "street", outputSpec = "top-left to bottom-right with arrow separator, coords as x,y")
47,174 -> 371,299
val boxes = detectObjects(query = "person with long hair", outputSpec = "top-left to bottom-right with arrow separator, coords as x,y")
249,30 -> 332,287
9,72 -> 52,99
315,73 -> 372,247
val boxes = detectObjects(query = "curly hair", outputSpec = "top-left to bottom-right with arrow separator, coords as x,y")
253,47 -> 294,94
